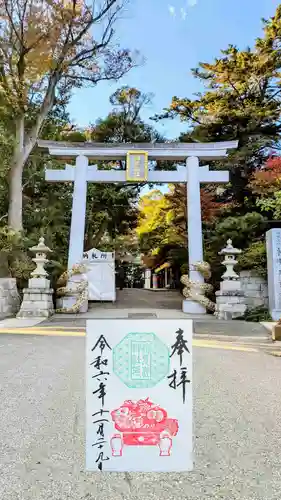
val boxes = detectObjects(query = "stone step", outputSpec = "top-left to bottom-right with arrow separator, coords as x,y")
39,315 -> 269,338
193,320 -> 268,337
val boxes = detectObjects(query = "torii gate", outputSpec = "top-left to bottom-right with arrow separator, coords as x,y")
38,140 -> 238,314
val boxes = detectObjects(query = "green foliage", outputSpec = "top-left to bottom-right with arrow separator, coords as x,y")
0,86 -> 157,290
238,241 -> 267,278
235,306 -> 272,322
155,6 -> 281,204
180,263 -> 188,275
140,6 -> 281,288
0,227 -> 33,283
203,212 -> 268,290
2,0 -> 281,301
204,212 -> 267,255
136,189 -> 186,270
206,212 -> 267,249
249,158 -> 281,220
91,86 -> 161,146
85,183 -> 139,251
256,191 -> 281,219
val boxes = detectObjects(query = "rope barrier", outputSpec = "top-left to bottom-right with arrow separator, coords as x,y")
180,261 -> 216,312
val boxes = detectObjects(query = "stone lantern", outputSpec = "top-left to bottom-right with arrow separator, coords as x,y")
29,237 -> 52,286
215,239 -> 246,320
219,239 -> 241,287
17,237 -> 54,318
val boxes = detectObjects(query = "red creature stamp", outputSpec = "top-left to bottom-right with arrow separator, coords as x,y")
110,398 -> 179,457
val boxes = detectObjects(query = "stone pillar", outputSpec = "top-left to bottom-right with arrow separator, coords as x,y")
183,156 -> 206,314
68,155 -> 88,270
17,237 -> 54,318
215,239 -> 246,320
144,269 -> 151,289
60,156 -> 89,312
266,229 -> 281,320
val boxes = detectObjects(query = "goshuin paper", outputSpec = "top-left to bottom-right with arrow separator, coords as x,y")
86,319 -> 193,472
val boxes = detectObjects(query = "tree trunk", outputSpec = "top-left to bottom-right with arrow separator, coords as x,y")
8,116 -> 25,231
8,141 -> 34,231
8,88 -> 54,231
8,159 -> 25,231
92,219 -> 108,248
84,219 -> 108,251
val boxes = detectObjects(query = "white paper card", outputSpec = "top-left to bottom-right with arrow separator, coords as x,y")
86,319 -> 193,472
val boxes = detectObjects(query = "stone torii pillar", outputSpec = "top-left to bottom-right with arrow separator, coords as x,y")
68,155 -> 88,269
183,157 -> 229,314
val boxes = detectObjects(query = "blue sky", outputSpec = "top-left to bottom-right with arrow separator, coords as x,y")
68,0 -> 280,140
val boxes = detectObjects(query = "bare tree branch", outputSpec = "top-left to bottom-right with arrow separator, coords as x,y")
3,0 -> 23,47
0,0 -> 137,230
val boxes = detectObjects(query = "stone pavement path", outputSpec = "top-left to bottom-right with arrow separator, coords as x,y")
90,288 -> 183,310
0,334 -> 280,500
37,289 -> 270,338
41,315 -> 270,338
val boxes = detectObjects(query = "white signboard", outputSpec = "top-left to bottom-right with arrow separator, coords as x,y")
266,229 -> 281,320
83,248 -> 115,262
86,319 -> 193,472
82,248 -> 116,302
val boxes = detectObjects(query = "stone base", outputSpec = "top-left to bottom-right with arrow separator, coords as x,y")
272,324 -> 281,341
216,304 -> 246,321
28,277 -> 50,289
17,288 -> 54,318
56,295 -> 88,313
216,286 -> 246,320
216,292 -> 245,302
270,309 -> 281,321
182,299 -> 206,315
220,280 -> 241,292
55,273 -> 88,313
0,277 -> 20,319
216,291 -> 246,320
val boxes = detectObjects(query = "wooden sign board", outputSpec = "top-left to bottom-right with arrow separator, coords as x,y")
86,319 -> 193,472
126,151 -> 148,181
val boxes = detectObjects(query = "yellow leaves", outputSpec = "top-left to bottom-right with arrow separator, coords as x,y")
46,0 -> 84,16
137,190 -> 168,236
0,0 -> 133,118
0,0 -> 93,95
170,98 -> 179,110
25,46 -> 54,83
166,210 -> 174,224
62,0 -> 82,11
136,187 -> 184,253
151,248 -> 160,256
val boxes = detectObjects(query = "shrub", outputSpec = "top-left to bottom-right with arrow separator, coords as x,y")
235,306 -> 272,322
238,241 -> 267,278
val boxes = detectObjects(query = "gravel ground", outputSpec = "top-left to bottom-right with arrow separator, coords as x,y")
0,334 -> 280,500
